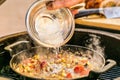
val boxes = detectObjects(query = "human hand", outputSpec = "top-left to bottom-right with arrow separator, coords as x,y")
47,0 -> 84,15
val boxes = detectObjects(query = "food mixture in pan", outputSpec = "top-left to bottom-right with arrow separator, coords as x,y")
14,51 -> 93,79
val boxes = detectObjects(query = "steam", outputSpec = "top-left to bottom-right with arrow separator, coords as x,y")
85,34 -> 105,57
83,34 -> 105,70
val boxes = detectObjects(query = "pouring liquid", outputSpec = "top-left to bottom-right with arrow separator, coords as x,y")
35,12 -> 64,48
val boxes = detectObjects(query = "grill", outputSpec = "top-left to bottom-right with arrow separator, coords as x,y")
0,24 -> 120,80
98,66 -> 120,80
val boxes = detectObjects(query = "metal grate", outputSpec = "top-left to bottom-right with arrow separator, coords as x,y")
98,65 -> 120,80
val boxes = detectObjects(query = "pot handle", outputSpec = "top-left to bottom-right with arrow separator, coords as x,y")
94,59 -> 116,73
4,40 -> 29,57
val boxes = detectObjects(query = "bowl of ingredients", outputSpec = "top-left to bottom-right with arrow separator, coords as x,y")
26,0 -> 75,48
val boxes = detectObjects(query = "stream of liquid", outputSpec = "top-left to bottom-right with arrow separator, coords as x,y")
54,47 -> 60,56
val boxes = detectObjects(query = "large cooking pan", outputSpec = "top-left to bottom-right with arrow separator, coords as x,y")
0,27 -> 119,80
4,41 -> 116,79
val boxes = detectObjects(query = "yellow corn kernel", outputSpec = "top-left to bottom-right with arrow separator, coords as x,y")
66,64 -> 71,68
61,58 -> 66,63
61,70 -> 66,77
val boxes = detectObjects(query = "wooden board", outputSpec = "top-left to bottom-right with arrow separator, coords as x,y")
75,18 -> 120,31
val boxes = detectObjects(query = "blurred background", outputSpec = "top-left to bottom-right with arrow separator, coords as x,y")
0,0 -> 34,37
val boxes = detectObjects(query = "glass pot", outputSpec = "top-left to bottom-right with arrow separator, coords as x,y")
26,0 -> 75,47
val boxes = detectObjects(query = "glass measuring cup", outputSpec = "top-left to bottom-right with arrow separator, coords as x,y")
26,0 -> 75,47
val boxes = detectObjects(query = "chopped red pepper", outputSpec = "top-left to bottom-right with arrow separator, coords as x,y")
74,65 -> 84,73
66,73 -> 72,78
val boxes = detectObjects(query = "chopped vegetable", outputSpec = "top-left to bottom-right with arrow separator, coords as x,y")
66,73 -> 72,78
74,65 -> 84,73
15,52 -> 92,79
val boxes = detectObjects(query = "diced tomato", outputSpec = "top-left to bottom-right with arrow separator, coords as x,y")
40,61 -> 47,68
66,73 -> 72,78
80,68 -> 90,76
74,65 -> 84,73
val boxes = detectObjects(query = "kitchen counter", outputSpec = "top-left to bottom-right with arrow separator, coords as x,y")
0,0 -> 120,37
